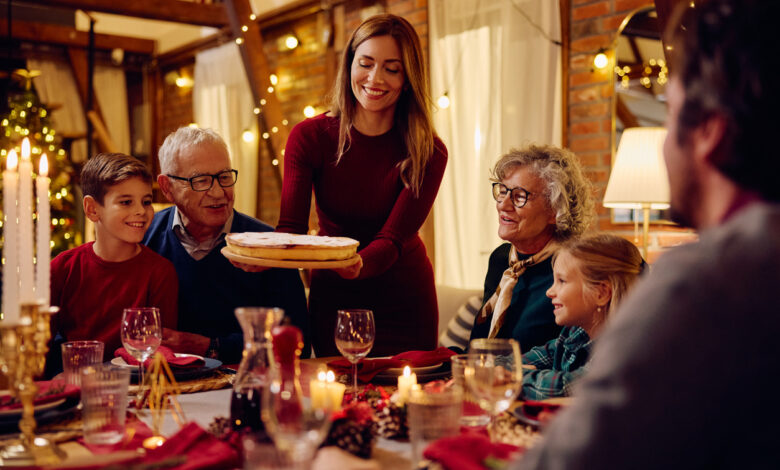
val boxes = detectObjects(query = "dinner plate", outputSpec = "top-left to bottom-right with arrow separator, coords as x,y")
109,356 -> 222,382
221,246 -> 361,269
0,396 -> 80,433
111,353 -> 204,368
384,363 -> 443,375
373,362 -> 452,384
0,398 -> 67,418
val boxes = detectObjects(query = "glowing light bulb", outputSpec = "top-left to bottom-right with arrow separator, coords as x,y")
437,94 -> 450,109
270,74 -> 278,85
285,35 -> 299,50
593,52 -> 608,69
242,130 -> 255,143
303,106 -> 315,118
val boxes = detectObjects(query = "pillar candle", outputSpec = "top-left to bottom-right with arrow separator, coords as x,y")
18,138 -> 35,303
325,370 -> 345,411
309,370 -> 329,410
36,153 -> 50,306
2,150 -> 20,323
397,365 -> 417,404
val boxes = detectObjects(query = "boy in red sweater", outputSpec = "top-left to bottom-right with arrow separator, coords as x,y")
47,153 -> 178,375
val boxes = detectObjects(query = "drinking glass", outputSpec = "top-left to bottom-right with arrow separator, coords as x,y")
260,366 -> 332,470
334,309 -> 375,394
465,338 -> 523,440
120,307 -> 162,392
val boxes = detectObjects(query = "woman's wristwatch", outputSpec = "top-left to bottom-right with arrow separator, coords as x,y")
205,336 -> 220,359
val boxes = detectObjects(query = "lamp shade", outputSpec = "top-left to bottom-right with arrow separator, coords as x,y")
603,127 -> 670,209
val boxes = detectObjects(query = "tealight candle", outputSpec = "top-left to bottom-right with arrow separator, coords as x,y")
325,370 -> 346,411
397,365 -> 417,404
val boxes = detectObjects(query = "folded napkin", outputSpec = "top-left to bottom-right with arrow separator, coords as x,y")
114,346 -> 205,369
75,421 -> 239,470
519,399 -> 563,425
0,380 -> 79,411
328,347 -> 456,382
423,432 -> 522,470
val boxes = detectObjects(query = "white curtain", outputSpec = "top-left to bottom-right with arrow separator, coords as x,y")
430,0 -> 562,289
94,65 -> 131,154
193,42 -> 258,217
28,58 -> 88,164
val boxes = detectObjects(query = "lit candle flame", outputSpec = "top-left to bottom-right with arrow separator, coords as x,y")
403,365 -> 411,377
317,371 -> 327,381
7,149 -> 18,171
39,153 -> 48,177
326,370 -> 335,383
21,138 -> 30,161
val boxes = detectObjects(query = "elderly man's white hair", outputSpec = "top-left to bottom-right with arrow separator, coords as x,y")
157,127 -> 230,174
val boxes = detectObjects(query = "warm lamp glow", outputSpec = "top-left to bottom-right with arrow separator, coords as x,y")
437,93 -> 451,109
7,149 -> 18,171
39,154 -> 48,177
303,105 -> 315,118
284,34 -> 299,50
593,52 -> 609,69
242,130 -> 255,143
603,127 -> 670,210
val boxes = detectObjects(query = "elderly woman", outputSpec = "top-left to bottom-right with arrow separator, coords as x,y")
470,145 -> 594,351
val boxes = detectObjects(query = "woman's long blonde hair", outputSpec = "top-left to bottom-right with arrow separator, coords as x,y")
329,14 -> 435,196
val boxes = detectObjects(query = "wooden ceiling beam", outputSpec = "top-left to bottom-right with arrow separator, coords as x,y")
1,18 -> 155,54
35,0 -> 228,28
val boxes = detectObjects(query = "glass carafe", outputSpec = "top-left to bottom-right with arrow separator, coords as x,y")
230,307 -> 284,439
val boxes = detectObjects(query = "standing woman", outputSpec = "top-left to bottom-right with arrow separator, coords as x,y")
277,14 -> 448,357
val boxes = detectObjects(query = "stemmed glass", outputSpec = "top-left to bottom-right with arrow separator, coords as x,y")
121,307 -> 162,395
260,365 -> 332,469
334,309 -> 375,395
464,338 -> 523,441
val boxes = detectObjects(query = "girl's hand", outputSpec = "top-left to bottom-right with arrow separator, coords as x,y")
333,255 -> 363,279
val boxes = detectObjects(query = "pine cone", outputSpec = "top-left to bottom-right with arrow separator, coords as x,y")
323,417 -> 375,458
372,401 -> 408,439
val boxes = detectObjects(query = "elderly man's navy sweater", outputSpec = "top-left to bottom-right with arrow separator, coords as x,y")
144,207 -> 310,362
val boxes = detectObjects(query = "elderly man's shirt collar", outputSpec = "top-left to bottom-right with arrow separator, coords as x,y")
171,207 -> 234,260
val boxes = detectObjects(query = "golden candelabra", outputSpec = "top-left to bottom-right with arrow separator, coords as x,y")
0,302 -> 64,467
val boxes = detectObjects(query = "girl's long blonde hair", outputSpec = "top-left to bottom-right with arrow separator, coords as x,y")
329,14 -> 435,196
556,233 -> 645,327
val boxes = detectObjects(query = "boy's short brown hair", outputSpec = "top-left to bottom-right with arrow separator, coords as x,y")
81,153 -> 153,204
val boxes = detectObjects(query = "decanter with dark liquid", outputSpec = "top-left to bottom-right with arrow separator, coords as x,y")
229,307 -> 284,439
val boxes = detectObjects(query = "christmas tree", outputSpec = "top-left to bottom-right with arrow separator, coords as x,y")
1,69 -> 81,260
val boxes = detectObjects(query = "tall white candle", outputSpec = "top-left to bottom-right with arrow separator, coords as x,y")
18,138 -> 35,303
2,150 -> 20,323
36,153 -> 50,306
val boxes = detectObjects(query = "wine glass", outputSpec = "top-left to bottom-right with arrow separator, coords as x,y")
260,366 -> 332,469
464,338 -> 523,441
121,307 -> 162,394
334,309 -> 375,395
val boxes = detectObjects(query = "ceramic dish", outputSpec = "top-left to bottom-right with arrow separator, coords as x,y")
109,357 -> 222,383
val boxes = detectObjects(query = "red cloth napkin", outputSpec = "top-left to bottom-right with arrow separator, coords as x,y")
423,432 -> 522,470
114,346 -> 205,369
328,347 -> 456,382
78,418 -> 154,455
0,380 -> 79,411
75,421 -> 239,470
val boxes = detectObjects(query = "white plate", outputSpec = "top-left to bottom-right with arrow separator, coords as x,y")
378,360 -> 443,376
111,353 -> 204,368
0,398 -> 67,418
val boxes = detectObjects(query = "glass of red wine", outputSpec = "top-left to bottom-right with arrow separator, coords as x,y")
334,309 -> 375,396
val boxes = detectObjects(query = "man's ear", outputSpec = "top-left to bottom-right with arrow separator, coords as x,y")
158,174 -> 175,203
594,281 -> 612,308
83,195 -> 100,222
691,113 -> 727,168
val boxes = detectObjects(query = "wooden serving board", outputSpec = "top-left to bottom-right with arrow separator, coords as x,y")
221,246 -> 360,269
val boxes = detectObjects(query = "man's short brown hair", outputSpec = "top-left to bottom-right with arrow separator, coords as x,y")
80,153 -> 153,204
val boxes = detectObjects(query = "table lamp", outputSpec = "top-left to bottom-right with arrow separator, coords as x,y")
603,127 -> 670,258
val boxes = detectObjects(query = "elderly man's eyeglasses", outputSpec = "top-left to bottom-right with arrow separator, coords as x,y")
492,182 -> 531,208
166,169 -> 238,192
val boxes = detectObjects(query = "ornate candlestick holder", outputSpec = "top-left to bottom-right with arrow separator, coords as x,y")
0,302 -> 64,467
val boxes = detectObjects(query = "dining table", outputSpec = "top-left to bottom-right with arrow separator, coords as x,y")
0,356 -> 550,469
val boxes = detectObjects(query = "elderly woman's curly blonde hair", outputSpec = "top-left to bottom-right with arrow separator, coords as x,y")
492,144 -> 595,241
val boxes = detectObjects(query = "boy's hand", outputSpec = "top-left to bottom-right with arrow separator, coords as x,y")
162,328 -> 210,357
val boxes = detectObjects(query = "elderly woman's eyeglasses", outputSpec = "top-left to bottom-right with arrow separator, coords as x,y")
492,182 -> 531,208
166,169 -> 238,192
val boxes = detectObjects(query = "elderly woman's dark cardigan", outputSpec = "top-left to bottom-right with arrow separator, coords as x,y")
469,243 -> 561,352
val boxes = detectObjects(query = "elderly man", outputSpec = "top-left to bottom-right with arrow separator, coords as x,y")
515,1 -> 780,468
144,127 -> 309,362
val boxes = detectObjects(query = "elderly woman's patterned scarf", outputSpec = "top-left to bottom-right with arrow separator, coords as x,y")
477,240 -> 558,338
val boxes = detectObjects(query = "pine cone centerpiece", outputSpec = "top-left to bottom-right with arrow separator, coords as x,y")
373,399 -> 408,439
322,401 -> 375,458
